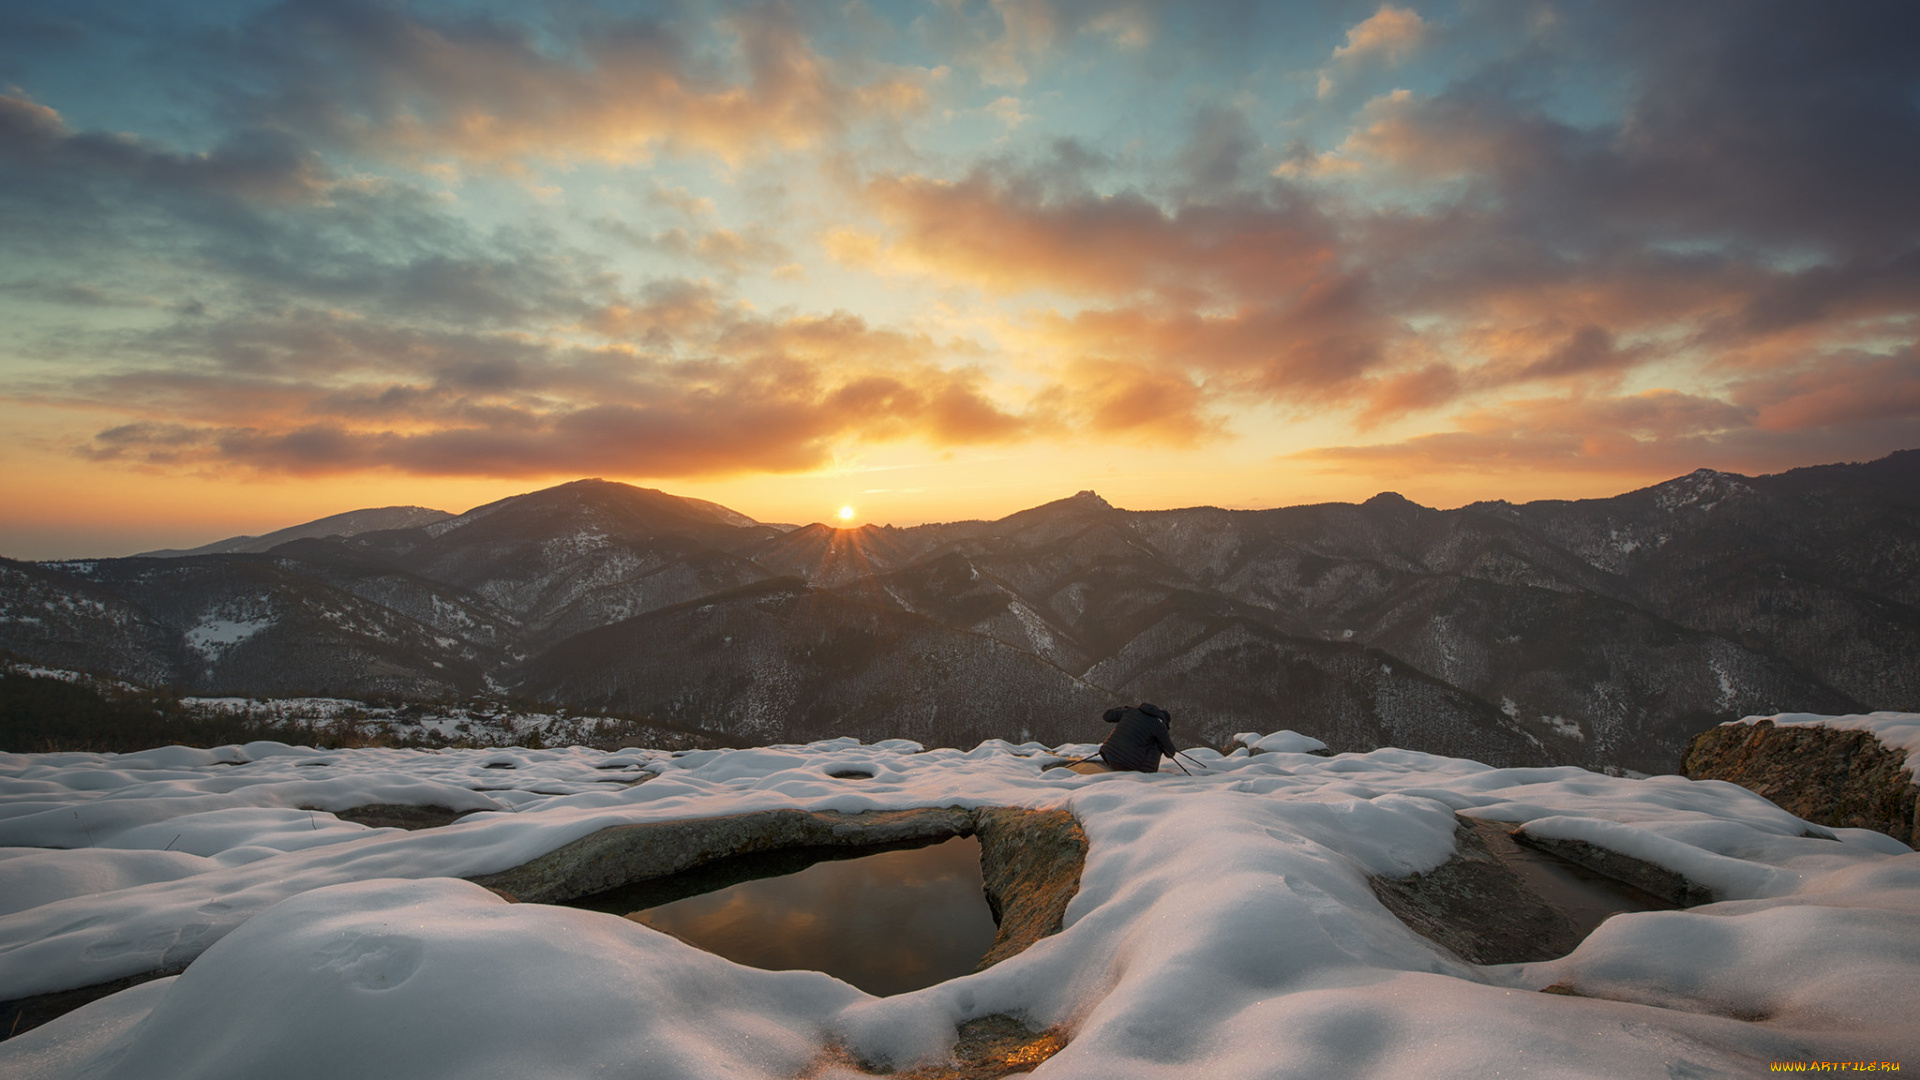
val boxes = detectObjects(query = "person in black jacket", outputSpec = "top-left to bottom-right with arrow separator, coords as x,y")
1096,702 -> 1177,772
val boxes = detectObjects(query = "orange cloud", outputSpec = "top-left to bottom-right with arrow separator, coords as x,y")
1024,359 -> 1224,447
1354,363 -> 1462,428
852,168 -> 1397,415
1025,276 -> 1384,400
585,280 -> 731,344
1737,348 -> 1920,432
862,172 -> 1339,300
1338,89 -> 1548,178
61,290 -> 1039,480
1332,5 -> 1427,64
1297,389 -> 1759,477
1317,6 -> 1427,99
77,367 -> 1025,480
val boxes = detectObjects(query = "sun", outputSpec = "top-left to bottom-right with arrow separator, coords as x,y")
837,505 -> 855,522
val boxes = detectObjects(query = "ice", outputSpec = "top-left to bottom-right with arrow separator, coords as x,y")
1,722 -> 1915,1077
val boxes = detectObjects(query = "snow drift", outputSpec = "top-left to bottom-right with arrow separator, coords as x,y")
1,715 -> 1915,1078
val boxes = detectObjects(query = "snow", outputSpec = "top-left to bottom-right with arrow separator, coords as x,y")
1007,600 -> 1057,653
173,693 -> 605,745
1542,714 -> 1584,740
183,615 -> 274,658
1230,729 -> 1330,754
1,724 -> 1914,1078
180,696 -> 368,720
1730,710 -> 1920,765
4,664 -> 102,685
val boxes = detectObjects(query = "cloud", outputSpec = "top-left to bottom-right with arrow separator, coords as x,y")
1331,2 -> 1920,258
1037,359 -> 1224,446
861,169 -> 1340,301
584,279 -> 731,346
1298,375 -> 1920,485
1335,88 -> 1557,179
1027,280 -> 1384,402
1177,104 -> 1261,197
1298,390 -> 1757,473
987,96 -> 1031,131
78,368 -> 1031,480
0,93 -> 334,206
1603,0 -> 1920,256
649,225 -> 795,274
0,94 -> 65,141
1734,347 -> 1920,432
1283,0 -> 1920,432
7,0 -> 1919,505
1353,363 -> 1461,428
0,281 -> 158,309
1331,5 -> 1426,64
0,90 -> 618,329
912,0 -> 1154,87
246,0 -> 934,168
1317,4 -> 1427,99
61,289 -> 1039,480
917,0 -> 1059,88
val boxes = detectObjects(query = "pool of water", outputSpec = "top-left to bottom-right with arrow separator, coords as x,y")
569,835 -> 999,996
1474,820 -> 1678,931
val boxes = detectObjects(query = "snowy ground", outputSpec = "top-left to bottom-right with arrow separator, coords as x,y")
1,715 -> 1915,1079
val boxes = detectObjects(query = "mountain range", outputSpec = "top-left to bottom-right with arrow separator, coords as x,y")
5,451 -> 1917,772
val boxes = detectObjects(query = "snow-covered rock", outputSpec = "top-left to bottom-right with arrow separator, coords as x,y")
1227,729 -> 1331,755
1685,712 -> 1919,847
1,728 -> 1914,1078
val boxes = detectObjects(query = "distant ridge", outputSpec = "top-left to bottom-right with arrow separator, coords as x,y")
136,506 -> 454,557
11,450 -> 1917,772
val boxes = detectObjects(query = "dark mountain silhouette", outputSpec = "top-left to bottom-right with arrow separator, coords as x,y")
6,455 -> 1917,771
136,506 -> 453,558
305,479 -> 789,646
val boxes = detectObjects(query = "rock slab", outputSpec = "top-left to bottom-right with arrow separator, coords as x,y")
973,808 -> 1089,971
1682,719 -> 1918,847
470,806 -> 978,905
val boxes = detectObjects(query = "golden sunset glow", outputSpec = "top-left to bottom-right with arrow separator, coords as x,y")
0,2 -> 1913,557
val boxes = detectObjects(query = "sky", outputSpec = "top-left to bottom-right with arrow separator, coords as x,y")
2,0 -> 1917,558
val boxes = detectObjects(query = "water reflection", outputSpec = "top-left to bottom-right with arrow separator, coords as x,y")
583,835 -> 998,996
1478,822 -> 1677,931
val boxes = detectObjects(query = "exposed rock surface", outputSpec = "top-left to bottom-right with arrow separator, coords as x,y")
1371,816 -> 1684,965
1511,832 -> 1717,906
1,967 -> 185,1044
972,808 -> 1089,971
1682,719 -> 1919,847
330,804 -> 474,831
470,803 -> 1092,974
469,806 -> 978,905
799,1014 -> 1068,1079
1371,817 -> 1588,964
